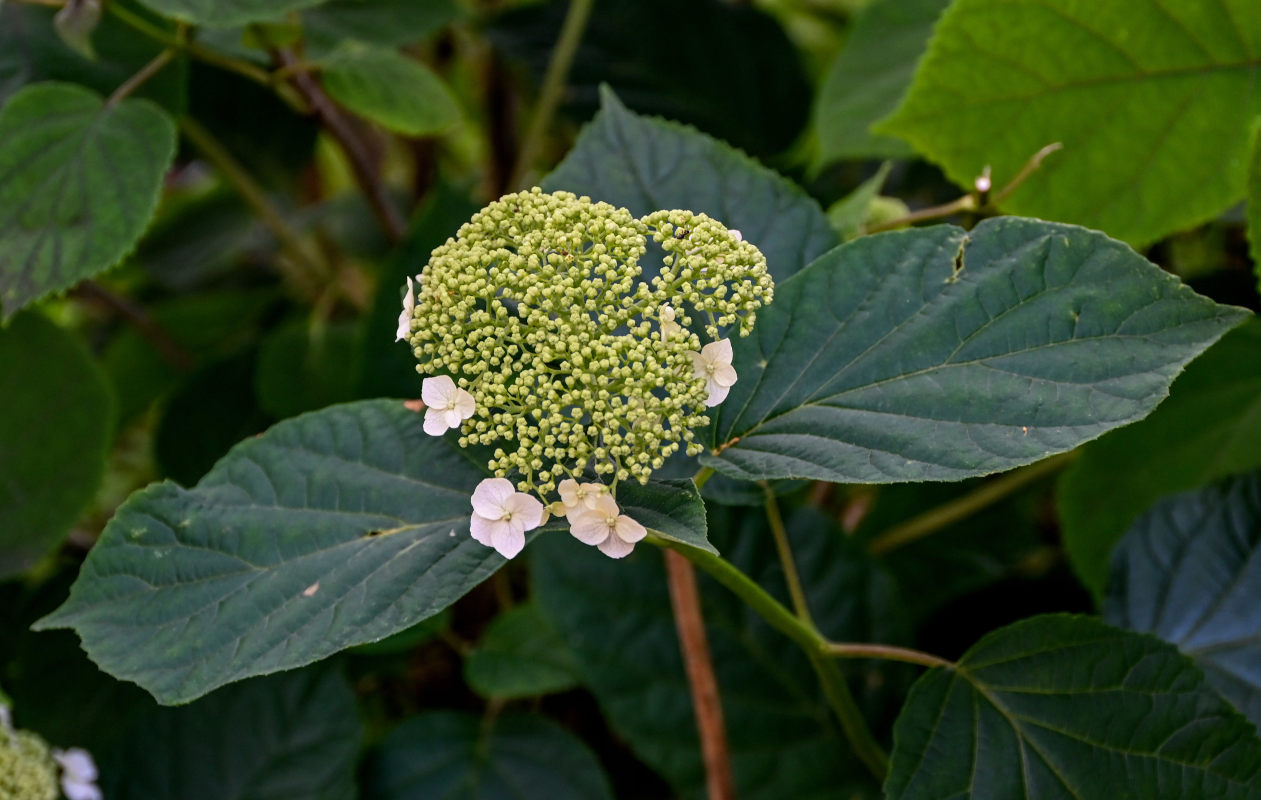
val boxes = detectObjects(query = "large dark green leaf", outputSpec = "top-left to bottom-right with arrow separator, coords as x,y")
137,0 -> 325,26
878,0 -> 1261,245
0,1 -> 187,111
106,669 -> 360,800
364,712 -> 613,800
489,0 -> 810,158
702,218 -> 1248,483
543,86 -> 836,283
1060,319 -> 1261,597
36,400 -> 507,704
812,0 -> 950,164
885,614 -> 1261,799
1105,473 -> 1261,730
534,506 -> 905,799
0,83 -> 176,319
0,313 -> 113,578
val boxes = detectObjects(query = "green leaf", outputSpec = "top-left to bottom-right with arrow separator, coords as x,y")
877,0 -> 1261,246
106,669 -> 361,800
303,0 -> 459,57
885,614 -> 1261,799
702,218 -> 1248,483
826,161 -> 892,241
488,0 -> 810,158
135,0 -> 326,27
0,312 -> 113,578
1247,129 -> 1261,295
1105,473 -> 1261,730
0,82 -> 176,319
0,1 -> 188,111
321,44 -> 461,137
255,319 -> 363,418
464,603 -> 580,700
613,477 -> 712,555
1059,319 -> 1261,598
364,711 -> 614,800
35,399 -> 509,705
533,506 -> 902,799
812,0 -> 949,165
543,86 -> 837,283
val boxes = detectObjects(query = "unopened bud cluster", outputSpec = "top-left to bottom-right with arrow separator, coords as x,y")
0,729 -> 57,800
401,188 -> 772,504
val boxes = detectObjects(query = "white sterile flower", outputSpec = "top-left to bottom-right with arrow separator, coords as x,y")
729,229 -> 743,242
396,276 -> 416,342
659,304 -> 681,341
421,375 -> 476,436
568,494 -> 647,559
557,478 -> 605,514
53,748 -> 101,800
470,478 -> 545,559
690,338 -> 737,407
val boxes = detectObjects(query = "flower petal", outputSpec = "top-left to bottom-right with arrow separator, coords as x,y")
568,513 -> 610,545
690,351 -> 707,378
598,534 -> 635,559
505,492 -> 546,529
454,388 -> 477,419
422,375 -> 455,408
614,514 -> 647,543
712,362 -> 738,388
470,513 -> 498,546
704,382 -> 731,407
703,338 -> 733,365
395,309 -> 411,342
589,494 -> 619,517
558,478 -> 581,508
442,407 -> 464,430
53,750 -> 98,783
422,409 -> 450,436
491,525 -> 525,559
471,477 -> 515,518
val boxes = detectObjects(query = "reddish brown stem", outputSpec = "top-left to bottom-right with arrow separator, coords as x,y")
664,549 -> 736,800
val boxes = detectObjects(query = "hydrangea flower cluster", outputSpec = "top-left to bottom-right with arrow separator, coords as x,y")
398,188 -> 772,559
0,705 -> 100,800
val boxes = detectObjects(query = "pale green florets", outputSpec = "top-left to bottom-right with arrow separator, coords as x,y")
0,730 -> 58,800
403,188 -> 773,502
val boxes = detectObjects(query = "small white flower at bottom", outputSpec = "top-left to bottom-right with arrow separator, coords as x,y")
469,478 -> 545,559
556,478 -> 605,516
690,338 -> 737,407
568,495 -> 647,559
52,748 -> 101,800
395,276 -> 416,342
421,375 -> 476,436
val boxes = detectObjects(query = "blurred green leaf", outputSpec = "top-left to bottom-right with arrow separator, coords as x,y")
544,86 -> 836,283
135,0 -> 326,27
533,506 -> 902,799
1105,472 -> 1261,730
133,190 -> 265,290
0,83 -> 176,319
255,319 -> 363,418
364,712 -> 613,800
489,0 -> 810,158
38,400 -> 511,704
464,603 -> 579,700
322,44 -> 461,137
303,0 -> 460,56
826,161 -> 892,241
1059,319 -> 1261,598
107,669 -> 361,800
885,614 -> 1261,798
878,0 -> 1261,245
53,0 -> 103,61
703,219 -> 1248,483
0,1 -> 187,111
0,313 -> 113,578
813,0 -> 949,165
1248,130 -> 1261,295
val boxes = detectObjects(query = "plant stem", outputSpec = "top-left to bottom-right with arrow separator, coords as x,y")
664,549 -> 736,800
990,142 -> 1063,206
867,452 -> 1074,556
653,538 -> 890,782
178,116 -> 331,298
509,0 -> 594,190
823,643 -> 953,669
760,481 -> 815,628
865,194 -> 977,233
273,48 -> 409,243
107,47 -> 175,106
693,465 -> 715,491
74,281 -> 195,370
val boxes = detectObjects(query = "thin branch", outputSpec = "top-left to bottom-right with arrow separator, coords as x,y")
75,281 -> 195,370
991,142 -> 1063,206
865,194 -> 977,233
867,452 -> 1075,556
760,482 -> 814,628
273,48 -> 408,243
664,549 -> 736,800
509,0 -> 594,189
107,47 -> 175,107
824,642 -> 954,669
178,116 -> 332,298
